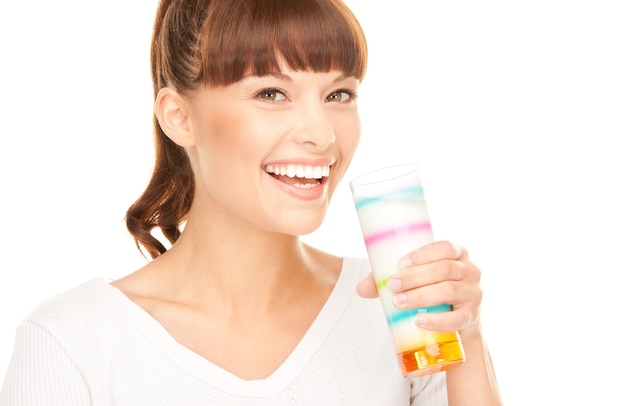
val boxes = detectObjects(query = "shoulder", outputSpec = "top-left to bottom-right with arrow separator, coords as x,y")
16,278 -> 161,376
21,279 -> 134,355
25,279 -> 118,328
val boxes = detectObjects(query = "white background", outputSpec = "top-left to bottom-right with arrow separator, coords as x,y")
1,1 -> 625,404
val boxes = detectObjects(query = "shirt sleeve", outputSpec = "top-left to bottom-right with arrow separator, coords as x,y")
410,372 -> 448,405
0,321 -> 91,406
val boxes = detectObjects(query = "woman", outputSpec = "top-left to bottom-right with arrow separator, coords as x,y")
0,0 -> 501,404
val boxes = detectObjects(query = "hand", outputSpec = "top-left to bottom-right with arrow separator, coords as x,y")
356,240 -> 483,342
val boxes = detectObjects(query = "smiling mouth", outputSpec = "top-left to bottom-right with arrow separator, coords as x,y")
264,164 -> 331,189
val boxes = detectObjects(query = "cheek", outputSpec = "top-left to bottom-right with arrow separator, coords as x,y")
327,113 -> 361,195
187,113 -> 249,190
194,110 -> 258,159
334,113 -> 361,157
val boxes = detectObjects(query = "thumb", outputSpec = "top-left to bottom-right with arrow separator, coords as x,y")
356,273 -> 379,299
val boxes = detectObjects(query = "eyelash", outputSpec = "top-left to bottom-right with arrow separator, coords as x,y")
256,88 -> 286,101
328,88 -> 358,102
255,88 -> 358,102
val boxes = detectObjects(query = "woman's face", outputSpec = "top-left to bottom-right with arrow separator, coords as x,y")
183,66 -> 361,235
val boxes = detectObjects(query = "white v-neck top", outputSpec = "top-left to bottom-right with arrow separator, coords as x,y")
0,257 -> 447,405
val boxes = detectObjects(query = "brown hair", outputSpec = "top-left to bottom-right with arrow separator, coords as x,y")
126,0 -> 368,259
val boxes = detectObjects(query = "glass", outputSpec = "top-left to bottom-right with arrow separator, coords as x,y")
350,163 -> 465,377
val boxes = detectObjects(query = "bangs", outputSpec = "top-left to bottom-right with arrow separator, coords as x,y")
199,0 -> 367,85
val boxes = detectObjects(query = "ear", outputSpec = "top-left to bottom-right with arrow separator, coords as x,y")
154,87 -> 195,147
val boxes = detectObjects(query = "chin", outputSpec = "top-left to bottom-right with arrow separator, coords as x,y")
278,212 -> 326,236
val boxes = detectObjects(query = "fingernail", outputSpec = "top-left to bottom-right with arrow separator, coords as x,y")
387,278 -> 402,292
392,293 -> 407,307
415,315 -> 428,326
397,257 -> 412,270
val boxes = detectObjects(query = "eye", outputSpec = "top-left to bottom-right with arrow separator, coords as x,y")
326,89 -> 357,103
256,88 -> 287,101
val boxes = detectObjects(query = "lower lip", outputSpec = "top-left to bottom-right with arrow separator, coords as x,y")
265,173 -> 329,201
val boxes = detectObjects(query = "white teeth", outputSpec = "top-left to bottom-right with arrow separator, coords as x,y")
265,164 -> 331,179
293,182 -> 317,189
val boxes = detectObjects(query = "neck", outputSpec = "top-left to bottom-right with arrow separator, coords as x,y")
151,219 -> 330,313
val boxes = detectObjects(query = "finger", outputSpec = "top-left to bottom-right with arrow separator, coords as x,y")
399,240 -> 466,268
388,259 -> 467,294
392,281 -> 481,311
355,273 -> 379,298
413,305 -> 478,335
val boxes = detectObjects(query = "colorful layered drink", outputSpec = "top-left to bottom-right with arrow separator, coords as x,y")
351,164 -> 465,377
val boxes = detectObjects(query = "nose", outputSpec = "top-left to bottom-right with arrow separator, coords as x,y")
292,101 -> 336,150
